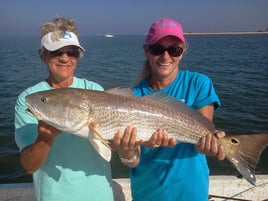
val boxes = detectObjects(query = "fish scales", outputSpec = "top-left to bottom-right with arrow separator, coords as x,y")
85,90 -> 213,142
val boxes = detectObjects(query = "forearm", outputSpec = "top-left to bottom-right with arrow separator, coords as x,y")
194,104 -> 214,152
20,134 -> 55,174
195,105 -> 226,160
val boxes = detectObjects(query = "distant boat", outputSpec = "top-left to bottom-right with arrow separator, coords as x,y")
104,34 -> 114,38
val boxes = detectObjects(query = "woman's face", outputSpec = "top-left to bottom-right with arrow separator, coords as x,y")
144,36 -> 185,81
42,46 -> 80,85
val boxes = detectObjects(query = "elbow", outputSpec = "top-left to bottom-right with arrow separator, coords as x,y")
24,169 -> 35,174
24,166 -> 37,174
20,148 -> 39,174
20,158 -> 37,174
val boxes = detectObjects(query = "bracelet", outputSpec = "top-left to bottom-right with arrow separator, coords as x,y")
118,150 -> 138,163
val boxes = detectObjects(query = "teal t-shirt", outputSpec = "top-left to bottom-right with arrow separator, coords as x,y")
15,77 -> 114,201
131,70 -> 221,201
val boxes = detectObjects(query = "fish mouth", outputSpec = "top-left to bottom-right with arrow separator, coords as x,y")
26,107 -> 38,119
26,108 -> 35,117
25,103 -> 39,119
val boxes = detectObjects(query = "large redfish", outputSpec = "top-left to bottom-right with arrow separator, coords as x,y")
25,88 -> 268,185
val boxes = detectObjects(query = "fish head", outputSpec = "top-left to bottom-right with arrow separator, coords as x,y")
219,135 -> 259,185
25,89 -> 90,133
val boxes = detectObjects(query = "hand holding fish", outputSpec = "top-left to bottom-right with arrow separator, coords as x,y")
38,121 -> 61,143
112,126 -> 143,167
143,128 -> 177,148
195,130 -> 226,160
112,127 -> 177,167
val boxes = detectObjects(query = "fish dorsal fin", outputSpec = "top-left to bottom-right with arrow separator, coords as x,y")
143,92 -> 215,131
88,123 -> 112,161
105,87 -> 135,97
142,92 -> 180,107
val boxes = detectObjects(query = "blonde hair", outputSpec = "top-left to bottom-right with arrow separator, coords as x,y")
40,17 -> 79,39
133,60 -> 151,86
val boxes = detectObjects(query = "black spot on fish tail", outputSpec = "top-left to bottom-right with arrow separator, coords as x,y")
222,133 -> 268,186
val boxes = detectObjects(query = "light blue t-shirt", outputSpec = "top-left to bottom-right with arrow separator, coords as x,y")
131,70 -> 221,201
14,77 -> 114,201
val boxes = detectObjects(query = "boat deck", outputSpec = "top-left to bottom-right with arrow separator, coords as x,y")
0,175 -> 267,201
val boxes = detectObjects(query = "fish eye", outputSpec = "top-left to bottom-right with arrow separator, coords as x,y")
231,138 -> 239,144
41,97 -> 48,103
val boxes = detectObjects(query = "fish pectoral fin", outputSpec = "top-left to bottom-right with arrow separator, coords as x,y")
89,137 -> 112,162
88,123 -> 112,162
88,123 -> 108,142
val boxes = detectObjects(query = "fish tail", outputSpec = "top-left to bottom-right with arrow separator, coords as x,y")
222,133 -> 268,185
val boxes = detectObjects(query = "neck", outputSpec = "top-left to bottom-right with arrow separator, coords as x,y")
149,73 -> 177,90
149,79 -> 170,90
46,76 -> 73,89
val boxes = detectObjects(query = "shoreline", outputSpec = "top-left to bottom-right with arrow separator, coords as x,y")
184,31 -> 268,35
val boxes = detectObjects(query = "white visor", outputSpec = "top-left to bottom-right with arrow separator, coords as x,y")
41,32 -> 85,52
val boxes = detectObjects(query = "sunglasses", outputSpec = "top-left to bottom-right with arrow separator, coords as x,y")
47,48 -> 80,58
148,44 -> 184,57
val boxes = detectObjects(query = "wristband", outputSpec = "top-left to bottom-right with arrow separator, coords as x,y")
118,150 -> 138,163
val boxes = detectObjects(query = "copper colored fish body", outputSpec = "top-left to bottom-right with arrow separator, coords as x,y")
25,88 -> 268,185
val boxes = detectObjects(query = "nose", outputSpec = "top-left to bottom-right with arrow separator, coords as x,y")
58,53 -> 70,61
162,50 -> 170,58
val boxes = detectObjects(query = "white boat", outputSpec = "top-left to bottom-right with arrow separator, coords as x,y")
0,175 -> 267,201
104,33 -> 114,38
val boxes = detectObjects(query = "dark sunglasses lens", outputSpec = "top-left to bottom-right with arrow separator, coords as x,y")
49,48 -> 80,58
66,49 -> 80,58
168,46 -> 184,57
149,45 -> 165,55
149,45 -> 183,57
48,50 -> 61,57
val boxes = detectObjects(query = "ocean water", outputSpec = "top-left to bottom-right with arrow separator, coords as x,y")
0,34 -> 268,184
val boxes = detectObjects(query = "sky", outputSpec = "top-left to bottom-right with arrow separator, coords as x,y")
0,0 -> 267,36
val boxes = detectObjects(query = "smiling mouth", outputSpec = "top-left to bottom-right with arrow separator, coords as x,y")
57,65 -> 69,68
157,62 -> 171,66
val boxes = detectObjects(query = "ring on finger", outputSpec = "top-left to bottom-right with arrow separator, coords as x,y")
153,144 -> 160,148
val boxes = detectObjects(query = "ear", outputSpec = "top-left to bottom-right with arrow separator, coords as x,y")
143,44 -> 150,56
181,48 -> 186,58
38,49 -> 46,62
